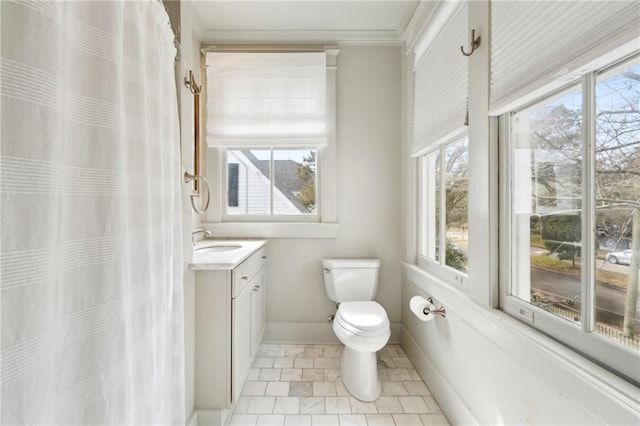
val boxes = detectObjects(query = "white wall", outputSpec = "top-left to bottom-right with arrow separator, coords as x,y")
262,46 -> 403,343
169,1 -> 204,422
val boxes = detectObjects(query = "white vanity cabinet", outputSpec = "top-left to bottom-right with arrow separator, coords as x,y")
193,243 -> 266,412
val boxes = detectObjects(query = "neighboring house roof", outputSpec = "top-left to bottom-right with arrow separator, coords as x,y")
242,150 -> 314,213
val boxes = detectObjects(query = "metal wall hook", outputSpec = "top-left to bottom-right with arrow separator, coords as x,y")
460,29 -> 481,57
184,70 -> 201,95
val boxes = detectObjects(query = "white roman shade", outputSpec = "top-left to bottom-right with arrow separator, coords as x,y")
491,1 -> 640,114
206,51 -> 327,147
412,2 -> 468,157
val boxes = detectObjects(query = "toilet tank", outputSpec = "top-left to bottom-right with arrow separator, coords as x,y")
322,259 -> 381,303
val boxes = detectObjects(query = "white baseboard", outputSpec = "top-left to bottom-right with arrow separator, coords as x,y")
263,321 -> 402,344
195,409 -> 231,426
186,410 -> 198,426
400,325 -> 478,426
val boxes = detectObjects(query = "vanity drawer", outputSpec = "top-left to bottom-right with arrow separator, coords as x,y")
233,247 -> 266,296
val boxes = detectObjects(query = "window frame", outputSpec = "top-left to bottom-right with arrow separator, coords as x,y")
498,54 -> 640,383
203,47 -> 339,238
417,133 -> 470,291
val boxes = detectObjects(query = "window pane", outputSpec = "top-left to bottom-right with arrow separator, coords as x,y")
227,149 -> 271,215
435,151 -> 441,262
419,152 -> 440,261
594,57 -> 640,351
445,138 -> 468,272
272,149 -> 317,215
511,87 -> 583,324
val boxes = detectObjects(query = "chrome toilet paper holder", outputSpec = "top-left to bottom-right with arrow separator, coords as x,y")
425,298 -> 446,318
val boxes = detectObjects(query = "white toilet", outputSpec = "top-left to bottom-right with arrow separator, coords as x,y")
322,259 -> 390,402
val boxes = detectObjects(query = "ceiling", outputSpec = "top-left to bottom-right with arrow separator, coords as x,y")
191,1 -> 424,44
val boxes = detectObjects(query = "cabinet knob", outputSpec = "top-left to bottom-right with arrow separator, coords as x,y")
241,275 -> 249,280
252,286 -> 259,292
261,256 -> 267,259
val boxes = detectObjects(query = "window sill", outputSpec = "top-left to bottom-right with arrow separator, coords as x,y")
205,222 -> 339,239
403,262 -> 640,420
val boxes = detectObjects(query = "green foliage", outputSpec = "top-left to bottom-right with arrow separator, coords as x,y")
296,151 -> 316,209
446,240 -> 467,272
541,214 -> 581,262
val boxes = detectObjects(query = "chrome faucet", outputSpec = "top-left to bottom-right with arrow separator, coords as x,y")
191,228 -> 211,245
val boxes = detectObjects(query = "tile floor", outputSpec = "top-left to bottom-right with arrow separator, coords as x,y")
229,344 -> 450,426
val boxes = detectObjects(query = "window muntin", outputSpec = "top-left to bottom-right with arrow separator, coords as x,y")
502,55 -> 640,381
225,148 -> 318,218
418,137 -> 469,279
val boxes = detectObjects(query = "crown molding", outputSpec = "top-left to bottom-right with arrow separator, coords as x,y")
199,29 -> 404,46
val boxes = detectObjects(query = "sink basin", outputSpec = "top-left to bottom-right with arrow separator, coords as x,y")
195,244 -> 243,253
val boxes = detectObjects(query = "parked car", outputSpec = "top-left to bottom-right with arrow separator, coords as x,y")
605,249 -> 632,265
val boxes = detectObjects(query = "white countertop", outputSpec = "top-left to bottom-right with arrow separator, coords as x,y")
188,239 -> 267,270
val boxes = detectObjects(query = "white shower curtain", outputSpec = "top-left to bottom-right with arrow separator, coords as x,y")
1,1 -> 185,424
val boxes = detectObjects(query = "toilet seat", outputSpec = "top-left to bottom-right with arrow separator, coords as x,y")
335,301 -> 389,337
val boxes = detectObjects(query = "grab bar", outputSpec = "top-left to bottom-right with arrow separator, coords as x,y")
183,70 -> 210,214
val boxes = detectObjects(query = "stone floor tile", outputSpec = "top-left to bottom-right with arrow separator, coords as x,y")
229,414 -> 259,426
323,346 -> 343,358
247,368 -> 261,381
324,368 -> 342,381
325,397 -> 351,414
398,396 -> 428,414
257,414 -> 285,426
273,397 -> 300,414
289,381 -> 313,397
314,357 -> 336,369
284,415 -> 312,426
247,397 -> 276,414
231,344 -> 445,423
259,368 -> 282,381
404,381 -> 430,396
422,397 -> 442,413
374,396 -> 402,414
304,347 -> 324,357
281,369 -> 302,381
266,382 -> 290,396
387,368 -> 412,381
313,381 -> 337,397
254,358 -> 276,368
300,397 -> 326,414
294,358 -> 315,369
274,358 -> 295,368
381,381 -> 408,396
366,414 -> 396,426
393,414 -> 423,425
303,368 -> 325,381
348,397 -> 377,414
338,414 -> 367,425
312,414 -> 340,426
285,347 -> 306,358
420,414 -> 450,425
243,381 -> 268,396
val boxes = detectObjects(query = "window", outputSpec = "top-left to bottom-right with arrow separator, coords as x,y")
204,48 -> 339,234
501,55 -> 640,382
225,148 -> 317,218
418,136 -> 469,285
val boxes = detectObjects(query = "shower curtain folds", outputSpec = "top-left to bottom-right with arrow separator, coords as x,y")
0,0 -> 185,424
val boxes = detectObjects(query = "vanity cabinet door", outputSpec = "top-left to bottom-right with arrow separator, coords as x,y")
232,280 -> 252,403
250,268 -> 265,357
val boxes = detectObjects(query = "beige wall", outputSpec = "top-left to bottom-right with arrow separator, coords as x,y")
263,46 -> 403,341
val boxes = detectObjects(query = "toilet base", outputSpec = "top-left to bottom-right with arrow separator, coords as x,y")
341,346 -> 381,402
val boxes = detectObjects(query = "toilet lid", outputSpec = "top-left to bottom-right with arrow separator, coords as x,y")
336,301 -> 389,332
